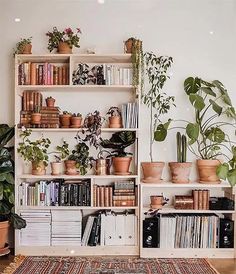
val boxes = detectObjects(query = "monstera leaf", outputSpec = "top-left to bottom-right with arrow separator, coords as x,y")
184,77 -> 201,95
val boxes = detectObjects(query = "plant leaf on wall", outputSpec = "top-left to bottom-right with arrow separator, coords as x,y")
189,94 -> 205,111
186,123 -> 199,143
184,77 -> 201,95
201,87 -> 216,97
205,127 -> 225,143
209,99 -> 222,115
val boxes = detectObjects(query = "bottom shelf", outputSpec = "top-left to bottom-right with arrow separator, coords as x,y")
140,248 -> 235,258
15,245 -> 139,256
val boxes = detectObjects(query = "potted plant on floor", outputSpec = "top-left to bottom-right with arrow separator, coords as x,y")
106,107 -> 122,128
169,132 -> 192,184
50,140 -> 69,175
0,125 -> 26,255
70,113 -> 83,128
60,111 -> 72,128
141,52 -> 175,183
13,37 -> 32,55
17,128 -> 51,175
101,131 -> 136,175
46,96 -> 56,108
46,27 -> 81,54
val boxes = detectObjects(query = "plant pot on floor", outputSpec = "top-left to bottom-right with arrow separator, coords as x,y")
112,157 -> 132,175
169,162 -> 192,184
141,162 -> 165,183
109,116 -> 122,128
58,42 -> 72,54
46,98 -> 55,107
0,221 -> 9,249
60,114 -> 72,128
70,117 -> 82,128
31,113 -> 41,125
64,160 -> 77,175
197,159 -> 221,184
32,161 -> 46,175
51,162 -> 63,175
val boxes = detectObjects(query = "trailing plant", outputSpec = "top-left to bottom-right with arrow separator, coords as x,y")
101,131 -> 136,157
53,140 -> 70,162
142,51 -> 175,162
106,107 -> 121,117
155,77 -> 236,185
13,37 -> 32,56
176,132 -> 187,163
17,128 -> 51,167
0,124 -> 26,229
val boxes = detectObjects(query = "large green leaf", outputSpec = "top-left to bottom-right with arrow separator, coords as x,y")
5,173 -> 14,184
186,123 -> 199,143
225,107 -> 236,119
216,163 -> 229,180
212,80 -> 226,95
0,126 -> 14,148
227,169 -> 236,186
209,99 -> 222,115
189,94 -> 205,111
205,127 -> 225,143
222,93 -> 232,106
10,213 -> 26,229
0,166 -> 13,175
184,77 -> 201,95
154,124 -> 167,142
201,87 -> 216,97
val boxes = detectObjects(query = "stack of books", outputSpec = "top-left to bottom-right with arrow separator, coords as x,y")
113,181 -> 136,207
193,189 -> 210,210
121,102 -> 138,128
93,185 -> 113,207
40,106 -> 60,128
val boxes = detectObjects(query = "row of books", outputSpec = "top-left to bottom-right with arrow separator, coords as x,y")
103,65 -> 132,86
18,62 -> 69,85
193,190 -> 210,210
22,90 -> 43,111
18,180 -> 91,207
82,212 -> 137,246
121,102 -> 138,128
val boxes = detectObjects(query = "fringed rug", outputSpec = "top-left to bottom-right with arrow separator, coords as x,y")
3,256 -> 219,274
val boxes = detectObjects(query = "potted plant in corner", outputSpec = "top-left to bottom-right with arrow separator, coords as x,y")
70,113 -> 83,128
101,131 -> 136,175
50,140 -> 69,175
13,37 -> 32,55
46,27 -> 81,54
0,125 -> 26,255
17,128 -> 51,175
106,107 -> 122,128
141,52 -> 175,183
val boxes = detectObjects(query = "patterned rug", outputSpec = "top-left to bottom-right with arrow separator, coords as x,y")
3,256 -> 219,274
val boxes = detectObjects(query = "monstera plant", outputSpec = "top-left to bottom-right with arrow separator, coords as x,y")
155,77 -> 236,185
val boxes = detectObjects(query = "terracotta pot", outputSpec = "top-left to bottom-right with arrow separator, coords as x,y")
32,161 -> 46,175
150,196 -> 164,209
112,157 -> 132,175
169,162 -> 192,184
51,162 -> 63,175
46,98 -> 55,107
60,114 -> 71,127
197,159 -> 221,183
70,117 -> 82,128
21,43 -> 32,54
58,42 -> 72,54
31,113 -> 41,125
0,221 -> 9,249
64,160 -> 77,175
124,39 -> 133,53
141,162 -> 165,183
109,116 -> 122,128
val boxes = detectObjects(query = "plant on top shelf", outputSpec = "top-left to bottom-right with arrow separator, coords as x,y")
106,106 -> 122,128
17,128 -> 51,175
60,111 -> 72,128
155,77 -> 236,185
50,140 -> 69,175
70,113 -> 83,128
46,27 -> 81,54
13,37 -> 32,56
141,51 -> 175,183
0,125 -> 26,253
101,131 -> 136,175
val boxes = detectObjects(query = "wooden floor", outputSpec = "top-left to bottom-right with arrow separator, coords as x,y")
0,255 -> 235,273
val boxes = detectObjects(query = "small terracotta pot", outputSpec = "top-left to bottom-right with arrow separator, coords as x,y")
64,160 -> 77,175
141,162 -> 165,183
60,114 -> 72,127
150,195 -> 163,205
197,159 -> 221,183
112,157 -> 132,175
46,98 -> 55,107
58,42 -> 72,54
32,161 -> 46,175
21,43 -> 32,54
169,162 -> 192,184
51,162 -> 63,175
70,117 -> 82,128
0,221 -> 9,249
31,113 -> 41,125
109,116 -> 122,128
124,39 -> 133,53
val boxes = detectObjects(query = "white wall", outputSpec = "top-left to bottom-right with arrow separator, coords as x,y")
1,0 -> 236,180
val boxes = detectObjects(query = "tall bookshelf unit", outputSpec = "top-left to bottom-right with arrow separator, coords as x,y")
14,54 -> 140,256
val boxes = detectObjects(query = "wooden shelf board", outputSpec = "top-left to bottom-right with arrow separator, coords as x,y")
17,206 -> 138,210
141,181 -> 231,188
17,174 -> 139,179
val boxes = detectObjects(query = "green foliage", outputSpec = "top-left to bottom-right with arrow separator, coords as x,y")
13,37 -> 32,55
106,107 -> 121,117
176,132 -> 187,163
17,129 -> 51,167
54,140 -> 70,162
0,124 -> 26,229
72,113 -> 82,117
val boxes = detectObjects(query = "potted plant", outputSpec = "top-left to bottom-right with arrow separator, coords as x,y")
46,27 -> 81,54
169,132 -> 192,184
106,107 -> 122,128
155,77 -> 236,185
60,111 -> 72,128
70,113 -> 83,128
17,129 -> 51,175
50,140 -> 69,175
0,125 -> 26,255
150,195 -> 169,209
141,52 -> 175,183
13,37 -> 32,55
46,96 -> 56,107
101,131 -> 136,175
31,105 -> 41,125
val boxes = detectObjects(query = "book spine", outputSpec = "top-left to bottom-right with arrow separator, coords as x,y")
198,190 -> 203,210
193,190 -> 199,210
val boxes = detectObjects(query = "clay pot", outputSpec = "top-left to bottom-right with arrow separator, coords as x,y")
21,43 -> 32,54
112,157 -> 132,175
31,113 -> 41,125
150,196 -> 164,209
197,159 -> 221,183
124,39 -> 133,53
51,162 -> 63,175
169,162 -> 192,184
70,117 -> 82,128
32,161 -> 46,175
0,221 -> 9,249
141,162 -> 165,183
60,114 -> 72,127
58,42 -> 72,54
64,160 -> 77,175
109,116 -> 122,128
46,98 -> 55,107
